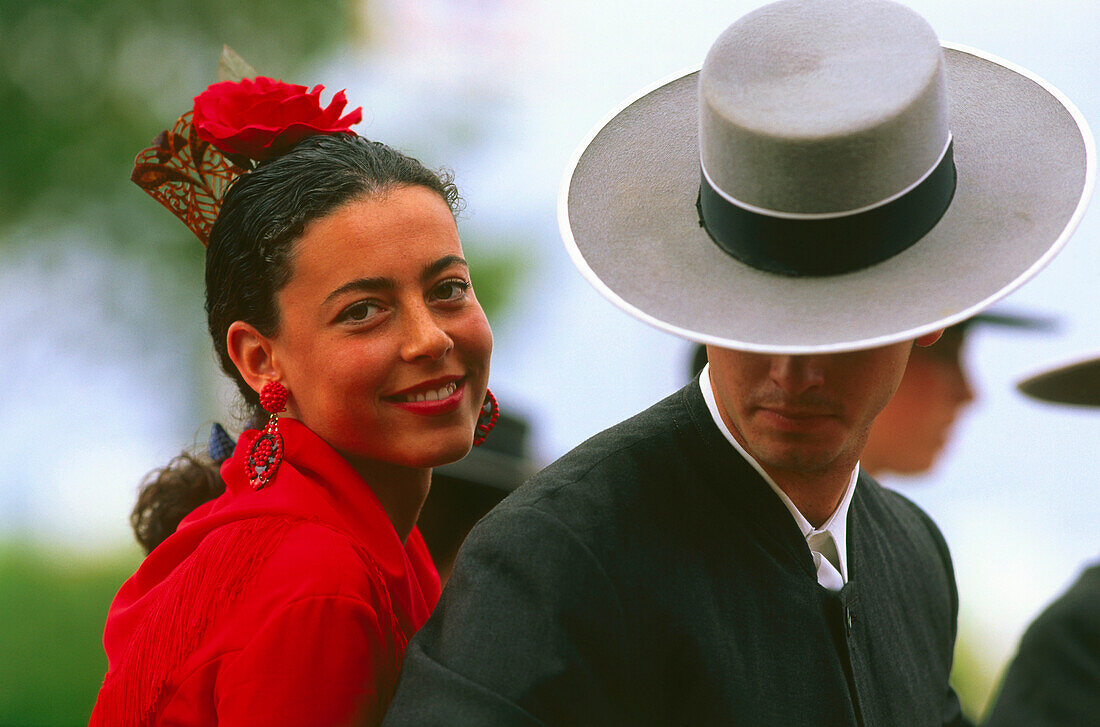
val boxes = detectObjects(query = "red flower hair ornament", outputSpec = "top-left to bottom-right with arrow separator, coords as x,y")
131,69 -> 363,245
193,77 -> 363,162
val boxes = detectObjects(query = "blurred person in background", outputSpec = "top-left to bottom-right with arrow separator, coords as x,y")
90,66 -> 496,726
860,313 -> 1051,478
983,353 -> 1100,726
415,410 -> 537,585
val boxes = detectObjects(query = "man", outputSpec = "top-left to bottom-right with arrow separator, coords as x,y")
983,353 -> 1100,726
383,1 -> 1092,724
861,314 -> 1051,478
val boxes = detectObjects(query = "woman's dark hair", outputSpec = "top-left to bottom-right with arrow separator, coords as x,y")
131,133 -> 461,554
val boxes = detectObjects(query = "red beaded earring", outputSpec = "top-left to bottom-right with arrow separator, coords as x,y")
473,389 -> 499,447
246,380 -> 288,490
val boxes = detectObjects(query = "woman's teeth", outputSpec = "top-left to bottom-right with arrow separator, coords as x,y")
406,382 -> 457,402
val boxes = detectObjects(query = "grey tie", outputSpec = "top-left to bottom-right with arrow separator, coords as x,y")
807,530 -> 844,591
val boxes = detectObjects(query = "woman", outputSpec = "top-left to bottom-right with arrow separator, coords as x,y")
90,76 -> 494,726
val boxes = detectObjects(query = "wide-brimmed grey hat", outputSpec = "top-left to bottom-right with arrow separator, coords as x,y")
560,0 -> 1094,354
1018,352 -> 1100,407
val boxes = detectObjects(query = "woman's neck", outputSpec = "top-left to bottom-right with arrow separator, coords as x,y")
342,455 -> 432,543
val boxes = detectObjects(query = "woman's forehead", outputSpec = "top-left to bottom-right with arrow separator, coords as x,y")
289,188 -> 462,284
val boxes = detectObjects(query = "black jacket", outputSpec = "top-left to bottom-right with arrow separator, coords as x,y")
383,381 -> 969,726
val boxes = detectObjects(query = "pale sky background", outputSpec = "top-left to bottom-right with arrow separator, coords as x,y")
2,0 -> 1098,708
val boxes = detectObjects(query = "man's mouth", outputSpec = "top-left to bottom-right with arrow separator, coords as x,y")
763,408 -> 834,419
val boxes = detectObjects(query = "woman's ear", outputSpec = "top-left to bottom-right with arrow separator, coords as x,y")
914,329 -> 945,348
226,321 -> 279,395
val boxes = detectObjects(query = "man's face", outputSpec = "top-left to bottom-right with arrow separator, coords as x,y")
706,336 -> 939,479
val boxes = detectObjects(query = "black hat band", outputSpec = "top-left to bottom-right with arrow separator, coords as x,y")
697,137 -> 957,277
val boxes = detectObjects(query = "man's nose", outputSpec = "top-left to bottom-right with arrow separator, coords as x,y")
769,355 -> 825,394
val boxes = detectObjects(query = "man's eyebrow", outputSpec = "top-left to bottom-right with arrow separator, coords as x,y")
323,277 -> 396,305
422,255 -> 468,282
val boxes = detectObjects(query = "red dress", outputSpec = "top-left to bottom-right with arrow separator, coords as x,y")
90,419 -> 441,727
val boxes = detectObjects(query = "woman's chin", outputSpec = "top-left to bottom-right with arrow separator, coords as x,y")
397,432 -> 476,470
428,441 -> 476,468
335,426 -> 476,472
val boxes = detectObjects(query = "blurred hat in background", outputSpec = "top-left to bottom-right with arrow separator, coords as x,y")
1019,353 -> 1100,407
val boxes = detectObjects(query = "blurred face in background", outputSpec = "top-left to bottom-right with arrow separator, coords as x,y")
860,326 -> 975,476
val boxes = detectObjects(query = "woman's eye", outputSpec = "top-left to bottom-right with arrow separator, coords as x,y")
434,279 -> 471,302
340,300 -> 381,322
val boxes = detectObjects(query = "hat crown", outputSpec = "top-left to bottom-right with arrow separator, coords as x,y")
700,0 -> 950,214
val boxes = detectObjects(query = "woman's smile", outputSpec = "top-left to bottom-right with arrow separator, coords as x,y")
384,377 -> 467,414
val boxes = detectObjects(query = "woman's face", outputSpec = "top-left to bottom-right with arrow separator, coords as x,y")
267,185 -> 492,471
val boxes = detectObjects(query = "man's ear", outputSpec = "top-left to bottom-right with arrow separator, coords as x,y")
226,321 -> 279,395
914,329 -> 945,348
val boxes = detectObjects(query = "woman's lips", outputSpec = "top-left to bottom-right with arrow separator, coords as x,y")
385,379 -> 466,415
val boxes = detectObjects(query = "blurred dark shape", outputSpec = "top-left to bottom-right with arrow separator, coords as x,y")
418,411 -> 537,585
1018,355 -> 1100,407
962,311 -> 1056,333
983,563 -> 1100,726
690,341 -> 709,379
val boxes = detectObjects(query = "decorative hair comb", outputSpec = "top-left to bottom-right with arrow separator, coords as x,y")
131,47 -> 362,245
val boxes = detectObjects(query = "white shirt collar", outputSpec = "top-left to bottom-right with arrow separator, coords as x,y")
698,364 -> 857,581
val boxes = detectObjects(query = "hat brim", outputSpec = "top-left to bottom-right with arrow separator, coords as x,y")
560,44 -> 1095,354
1018,352 -> 1100,407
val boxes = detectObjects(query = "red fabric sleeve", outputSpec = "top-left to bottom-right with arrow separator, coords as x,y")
213,594 -> 400,727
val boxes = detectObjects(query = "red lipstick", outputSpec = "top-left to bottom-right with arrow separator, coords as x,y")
384,378 -> 466,416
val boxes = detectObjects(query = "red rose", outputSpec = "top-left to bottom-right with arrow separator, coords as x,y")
192,76 -> 363,162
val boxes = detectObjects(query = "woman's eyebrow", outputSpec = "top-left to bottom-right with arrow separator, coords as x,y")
322,256 -> 467,305
323,277 -> 395,305
421,255 -> 468,282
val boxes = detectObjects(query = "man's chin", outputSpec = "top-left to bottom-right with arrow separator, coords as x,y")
750,441 -> 849,477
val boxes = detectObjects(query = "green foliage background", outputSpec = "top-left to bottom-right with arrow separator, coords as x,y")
0,0 -> 351,234
0,545 -> 141,726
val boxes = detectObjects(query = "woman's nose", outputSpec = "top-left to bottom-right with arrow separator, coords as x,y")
400,306 -> 453,362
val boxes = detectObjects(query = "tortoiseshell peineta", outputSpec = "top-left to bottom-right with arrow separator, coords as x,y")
131,110 -> 251,246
